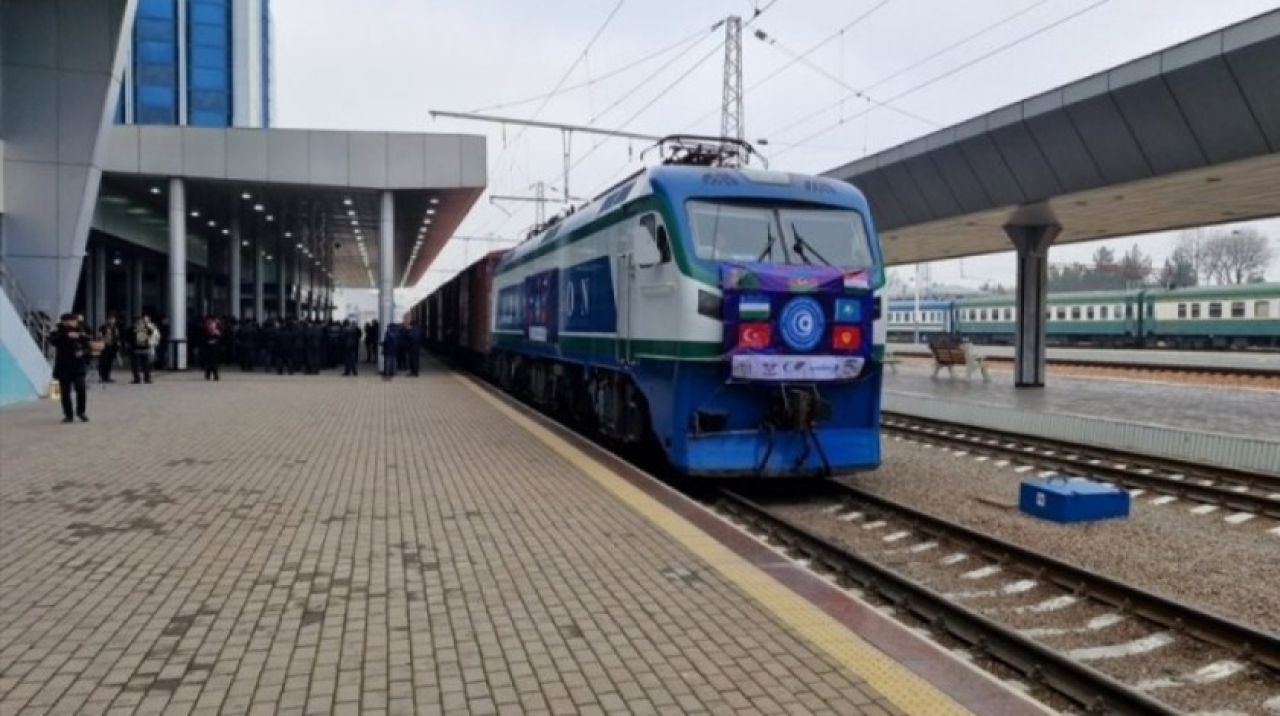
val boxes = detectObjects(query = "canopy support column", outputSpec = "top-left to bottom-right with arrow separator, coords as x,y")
1005,223 -> 1060,388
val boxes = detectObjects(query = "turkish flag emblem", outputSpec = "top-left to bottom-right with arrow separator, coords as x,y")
738,323 -> 771,350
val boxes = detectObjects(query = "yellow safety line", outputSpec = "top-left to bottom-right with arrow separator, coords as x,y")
455,375 -> 972,716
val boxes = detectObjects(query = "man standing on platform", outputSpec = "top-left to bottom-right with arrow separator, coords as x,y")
236,319 -> 256,371
97,313 -> 120,383
341,319 -> 361,376
200,316 -> 222,381
403,319 -> 421,377
364,319 -> 379,364
127,316 -> 155,385
48,313 -> 90,423
381,323 -> 398,380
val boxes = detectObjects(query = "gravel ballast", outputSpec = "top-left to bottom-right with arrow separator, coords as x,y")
837,435 -> 1280,634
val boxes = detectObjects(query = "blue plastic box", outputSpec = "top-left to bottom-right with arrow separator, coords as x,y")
1018,477 -> 1130,524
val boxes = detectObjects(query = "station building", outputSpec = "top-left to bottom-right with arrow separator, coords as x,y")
0,0 -> 487,403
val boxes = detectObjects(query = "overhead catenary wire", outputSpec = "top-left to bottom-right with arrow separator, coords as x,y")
473,1 -> 784,240
483,0 -> 627,188
761,0 -> 1054,141
466,24 -> 714,115
769,0 -> 1112,159
675,0 -> 894,134
752,26 -> 938,129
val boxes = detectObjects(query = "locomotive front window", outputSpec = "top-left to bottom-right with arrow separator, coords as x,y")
688,201 -> 872,268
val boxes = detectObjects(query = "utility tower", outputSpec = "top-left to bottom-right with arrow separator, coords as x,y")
721,15 -> 743,145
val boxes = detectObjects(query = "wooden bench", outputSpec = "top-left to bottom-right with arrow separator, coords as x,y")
930,338 -> 989,382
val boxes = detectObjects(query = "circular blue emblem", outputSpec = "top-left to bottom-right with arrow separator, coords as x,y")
778,297 -> 824,352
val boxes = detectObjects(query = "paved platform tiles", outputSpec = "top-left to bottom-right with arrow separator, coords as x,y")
886,361 -> 1280,442
1,366 -> 1028,716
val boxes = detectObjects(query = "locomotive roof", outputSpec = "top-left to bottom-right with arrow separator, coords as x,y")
497,164 -> 872,270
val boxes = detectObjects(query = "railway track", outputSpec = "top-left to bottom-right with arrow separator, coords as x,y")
881,412 -> 1280,521
718,482 -> 1280,715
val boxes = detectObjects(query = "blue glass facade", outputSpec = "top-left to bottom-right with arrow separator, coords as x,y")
187,0 -> 232,126
133,0 -> 179,124
123,0 -> 270,127
261,0 -> 271,127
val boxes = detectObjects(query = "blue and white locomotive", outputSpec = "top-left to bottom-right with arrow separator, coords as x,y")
474,141 -> 887,478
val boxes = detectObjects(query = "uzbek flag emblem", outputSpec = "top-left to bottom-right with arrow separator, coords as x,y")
738,294 -> 771,321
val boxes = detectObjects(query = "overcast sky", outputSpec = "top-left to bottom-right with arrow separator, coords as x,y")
274,0 -> 1280,299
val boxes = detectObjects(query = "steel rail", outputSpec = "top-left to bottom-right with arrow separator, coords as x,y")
881,413 -> 1280,519
717,488 -> 1180,716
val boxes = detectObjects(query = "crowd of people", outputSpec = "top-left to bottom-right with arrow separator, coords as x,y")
46,312 -> 425,423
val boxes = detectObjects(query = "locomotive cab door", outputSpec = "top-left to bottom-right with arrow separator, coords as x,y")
623,214 -> 677,363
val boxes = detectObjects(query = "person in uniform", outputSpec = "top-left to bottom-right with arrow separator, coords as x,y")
364,319 -> 379,364
48,313 -> 91,422
265,320 -> 286,375
304,320 -> 323,374
236,319 -> 256,371
381,323 -> 398,380
341,320 -> 361,376
403,319 -> 422,377
96,313 -> 120,383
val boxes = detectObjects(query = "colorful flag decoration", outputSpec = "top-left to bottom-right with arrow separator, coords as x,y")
843,269 -> 870,290
737,323 -> 772,350
833,325 -> 862,351
834,298 -> 861,323
738,295 -> 771,321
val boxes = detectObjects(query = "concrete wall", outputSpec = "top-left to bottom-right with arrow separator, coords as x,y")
0,0 -> 136,317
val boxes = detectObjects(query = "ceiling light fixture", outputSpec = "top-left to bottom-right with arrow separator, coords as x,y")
343,197 -> 353,206
242,191 -> 252,200
190,210 -> 200,218
426,208 -> 436,215
150,186 -> 162,195
266,215 -> 274,222
253,203 -> 264,212
429,197 -> 440,205
222,228 -> 230,235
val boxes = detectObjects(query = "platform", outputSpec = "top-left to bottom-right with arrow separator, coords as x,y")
0,365 -> 1037,716
885,363 -> 1280,476
888,342 -> 1280,373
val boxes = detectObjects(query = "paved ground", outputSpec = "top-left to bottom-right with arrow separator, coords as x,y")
886,362 -> 1280,441
0,365 -> 915,716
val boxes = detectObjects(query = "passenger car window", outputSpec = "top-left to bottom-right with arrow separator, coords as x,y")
1208,302 -> 1222,319
1255,301 -> 1270,319
1231,302 -> 1245,318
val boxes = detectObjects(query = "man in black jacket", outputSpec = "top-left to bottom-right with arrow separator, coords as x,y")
97,314 -> 120,383
341,320 -> 361,376
49,313 -> 91,423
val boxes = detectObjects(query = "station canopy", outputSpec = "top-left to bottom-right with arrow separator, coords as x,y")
100,125 -> 487,288
824,9 -> 1280,264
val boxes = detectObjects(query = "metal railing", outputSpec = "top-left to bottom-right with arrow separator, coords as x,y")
0,258 -> 55,355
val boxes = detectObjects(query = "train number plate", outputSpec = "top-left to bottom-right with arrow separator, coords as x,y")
731,355 -> 865,382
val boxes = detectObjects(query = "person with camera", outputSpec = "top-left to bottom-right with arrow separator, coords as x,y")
48,313 -> 91,423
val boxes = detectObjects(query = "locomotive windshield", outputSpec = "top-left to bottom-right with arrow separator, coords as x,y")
687,201 -> 873,268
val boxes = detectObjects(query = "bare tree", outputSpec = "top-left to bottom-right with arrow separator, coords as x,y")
1202,229 -> 1274,284
1174,229 -> 1209,279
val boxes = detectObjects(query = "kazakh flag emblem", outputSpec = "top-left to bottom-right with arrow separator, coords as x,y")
835,298 -> 861,323
739,295 -> 771,321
